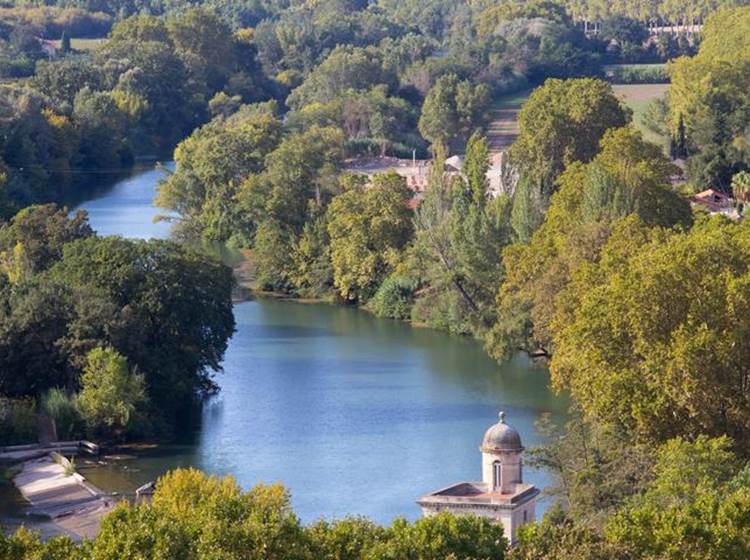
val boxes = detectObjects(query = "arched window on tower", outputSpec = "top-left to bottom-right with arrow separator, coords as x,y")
493,461 -> 502,490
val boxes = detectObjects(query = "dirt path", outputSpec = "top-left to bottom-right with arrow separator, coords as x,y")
487,105 -> 521,153
486,91 -> 531,153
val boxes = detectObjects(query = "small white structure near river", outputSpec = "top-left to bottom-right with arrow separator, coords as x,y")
417,411 -> 538,545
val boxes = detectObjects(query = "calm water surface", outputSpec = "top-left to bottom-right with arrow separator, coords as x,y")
69,166 -> 567,523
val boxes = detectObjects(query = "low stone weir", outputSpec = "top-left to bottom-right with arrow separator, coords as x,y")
2,442 -> 113,540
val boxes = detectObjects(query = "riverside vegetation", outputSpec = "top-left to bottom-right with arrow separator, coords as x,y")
4,1 -> 750,559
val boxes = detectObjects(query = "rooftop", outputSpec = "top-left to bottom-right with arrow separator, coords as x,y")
418,481 -> 539,510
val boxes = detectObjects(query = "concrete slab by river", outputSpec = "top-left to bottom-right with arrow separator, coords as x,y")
7,454 -> 116,540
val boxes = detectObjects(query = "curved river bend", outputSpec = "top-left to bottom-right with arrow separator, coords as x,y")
65,165 -> 566,523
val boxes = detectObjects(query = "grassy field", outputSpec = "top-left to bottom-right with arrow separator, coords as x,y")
486,89 -> 533,152
613,83 -> 670,147
487,83 -> 670,153
54,38 -> 107,52
603,63 -> 667,72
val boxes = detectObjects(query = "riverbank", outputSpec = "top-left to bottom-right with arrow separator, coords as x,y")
1,444 -> 116,540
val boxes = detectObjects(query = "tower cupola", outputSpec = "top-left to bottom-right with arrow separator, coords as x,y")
481,411 -> 524,494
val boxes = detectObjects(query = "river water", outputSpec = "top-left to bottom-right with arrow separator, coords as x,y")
56,165 -> 566,523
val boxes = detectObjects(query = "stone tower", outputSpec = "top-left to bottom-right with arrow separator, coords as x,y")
481,411 -> 524,494
417,411 -> 539,545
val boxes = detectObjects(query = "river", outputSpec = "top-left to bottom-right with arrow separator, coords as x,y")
28,165 -> 566,523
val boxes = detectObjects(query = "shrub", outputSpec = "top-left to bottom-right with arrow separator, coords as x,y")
51,452 -> 77,476
41,388 -> 83,441
0,397 -> 37,446
77,347 -> 148,439
368,275 -> 418,320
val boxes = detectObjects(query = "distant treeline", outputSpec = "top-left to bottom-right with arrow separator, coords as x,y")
0,6 -> 112,38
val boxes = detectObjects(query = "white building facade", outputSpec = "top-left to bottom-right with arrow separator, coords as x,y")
417,412 -> 538,545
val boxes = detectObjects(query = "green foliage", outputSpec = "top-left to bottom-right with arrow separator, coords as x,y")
528,413 -> 655,518
511,509 -> 629,560
604,64 -> 668,84
368,274 -> 418,320
286,45 -> 396,111
41,388 -> 83,440
307,517 -> 388,560
0,208 -> 235,433
0,396 -> 36,446
52,451 -> 77,476
91,468 -> 307,560
327,172 -> 414,302
490,127 -> 689,362
418,74 -> 491,146
252,219 -> 295,292
0,5 -> 274,212
156,103 -> 283,242
604,437 -> 750,560
286,85 -> 421,158
239,125 -> 345,234
510,78 -> 631,198
290,216 -> 333,298
667,7 -> 750,188
47,236 -> 236,421
77,347 -> 147,437
1,467 -> 507,559
409,138 -> 512,337
551,217 -> 750,451
510,176 -> 545,243
370,513 -> 506,560
0,528 -> 83,560
32,57 -> 101,105
732,170 -> 750,202
0,204 -> 92,281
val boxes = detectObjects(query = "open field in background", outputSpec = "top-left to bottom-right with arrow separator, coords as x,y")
487,82 -> 670,154
603,63 -> 669,84
613,83 -> 670,147
486,89 -> 532,152
604,63 -> 667,72
54,38 -> 106,51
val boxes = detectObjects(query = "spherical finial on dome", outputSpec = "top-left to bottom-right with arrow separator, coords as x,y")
481,411 -> 522,452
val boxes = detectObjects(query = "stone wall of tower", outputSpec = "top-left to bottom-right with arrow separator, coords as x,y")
481,449 -> 523,494
419,499 -> 536,545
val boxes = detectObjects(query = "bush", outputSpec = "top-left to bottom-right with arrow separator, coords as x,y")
51,452 -> 77,476
78,347 -> 148,439
41,388 -> 83,441
0,397 -> 37,446
603,64 -> 668,84
368,275 -> 418,320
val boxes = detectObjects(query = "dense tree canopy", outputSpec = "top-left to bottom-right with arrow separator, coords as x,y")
509,78 -> 631,199
0,467 -> 508,559
551,216 -> 750,450
489,127 -> 689,362
668,6 -> 750,189
0,206 -> 235,433
418,74 -> 491,146
156,102 -> 283,242
327,172 -> 413,302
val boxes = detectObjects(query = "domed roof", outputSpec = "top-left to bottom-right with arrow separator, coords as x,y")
481,411 -> 522,452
